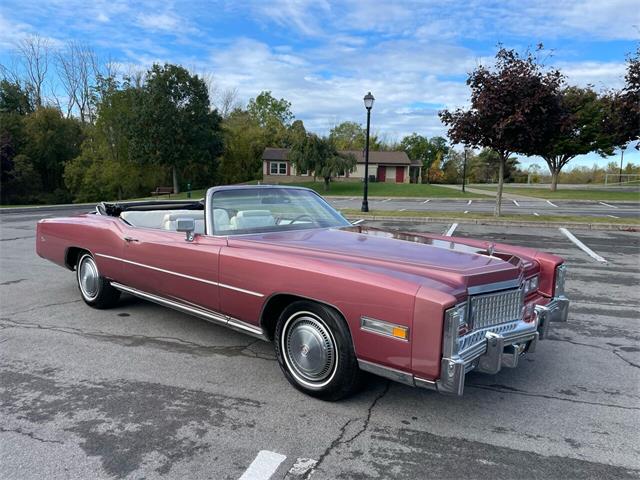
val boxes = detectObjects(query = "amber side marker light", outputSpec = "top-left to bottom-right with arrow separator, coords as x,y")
361,317 -> 409,341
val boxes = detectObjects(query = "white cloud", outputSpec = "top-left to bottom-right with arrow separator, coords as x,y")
137,12 -> 182,31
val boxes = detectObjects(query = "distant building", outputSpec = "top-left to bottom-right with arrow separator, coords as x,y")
262,147 -> 421,183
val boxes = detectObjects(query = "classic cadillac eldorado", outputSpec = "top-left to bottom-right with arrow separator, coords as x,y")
36,185 -> 569,400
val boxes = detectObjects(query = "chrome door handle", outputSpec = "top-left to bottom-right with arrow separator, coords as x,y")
123,236 -> 139,242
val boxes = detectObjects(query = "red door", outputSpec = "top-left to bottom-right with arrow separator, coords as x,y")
377,166 -> 386,182
395,167 -> 404,183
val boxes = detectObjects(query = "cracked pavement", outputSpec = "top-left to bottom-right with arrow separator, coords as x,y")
1,208 -> 639,479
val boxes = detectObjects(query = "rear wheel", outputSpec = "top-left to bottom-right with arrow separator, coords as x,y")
76,253 -> 120,309
275,300 -> 361,401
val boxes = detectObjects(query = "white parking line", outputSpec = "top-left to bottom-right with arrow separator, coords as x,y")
467,200 -> 472,205
533,212 -> 540,216
422,199 -> 430,204
559,228 -> 607,263
352,219 -> 365,225
464,210 -> 469,214
239,451 -> 286,480
512,200 -> 520,207
445,223 -> 458,236
607,214 -> 620,219
599,201 -> 618,209
349,197 -> 356,201
381,198 -> 391,203
399,208 -> 407,212
546,200 -> 558,208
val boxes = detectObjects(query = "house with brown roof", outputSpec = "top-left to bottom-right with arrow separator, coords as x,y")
262,147 -> 421,184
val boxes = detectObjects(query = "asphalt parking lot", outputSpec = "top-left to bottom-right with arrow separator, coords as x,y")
1,208 -> 639,479
327,197 -> 640,219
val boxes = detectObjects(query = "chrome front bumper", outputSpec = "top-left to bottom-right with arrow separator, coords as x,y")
434,295 -> 569,395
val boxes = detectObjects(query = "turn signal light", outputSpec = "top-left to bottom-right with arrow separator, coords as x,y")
392,326 -> 408,339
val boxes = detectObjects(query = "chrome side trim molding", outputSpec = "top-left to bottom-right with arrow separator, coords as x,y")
218,282 -> 264,297
96,253 -> 264,297
110,282 -> 268,341
357,359 -> 416,387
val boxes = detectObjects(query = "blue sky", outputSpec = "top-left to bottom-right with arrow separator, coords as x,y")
1,0 -> 638,170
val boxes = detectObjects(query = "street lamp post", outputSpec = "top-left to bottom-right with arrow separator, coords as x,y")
619,146 -> 626,184
361,92 -> 375,212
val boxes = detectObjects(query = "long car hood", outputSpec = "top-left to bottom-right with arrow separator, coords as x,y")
231,226 -> 528,294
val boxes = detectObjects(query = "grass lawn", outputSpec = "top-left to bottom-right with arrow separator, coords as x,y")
474,186 -> 640,201
340,208 -> 640,225
278,181 -> 484,198
140,183 -> 484,200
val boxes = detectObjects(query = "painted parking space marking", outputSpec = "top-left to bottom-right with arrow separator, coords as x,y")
599,201 -> 618,208
352,219 -> 365,225
533,212 -> 540,216
512,200 -> 520,207
607,214 -> 620,219
422,199 -> 430,204
445,223 -> 458,236
239,450 -> 286,480
381,198 -> 391,203
467,200 -> 472,205
464,210 -> 469,214
559,228 -> 607,263
399,208 -> 407,212
546,200 -> 558,208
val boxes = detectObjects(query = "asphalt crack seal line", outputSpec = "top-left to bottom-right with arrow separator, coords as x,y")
303,381 -> 391,479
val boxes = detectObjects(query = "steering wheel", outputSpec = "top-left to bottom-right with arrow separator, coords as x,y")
289,214 -> 316,224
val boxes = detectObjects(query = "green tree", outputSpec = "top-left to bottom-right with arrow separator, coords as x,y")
469,148 -> 519,183
289,133 -> 356,190
440,47 -> 564,215
400,134 -> 449,183
600,49 -> 640,170
247,91 -> 293,147
65,78 -> 165,202
538,87 -> 611,191
22,106 -> 83,202
128,63 -> 223,193
0,80 -> 33,115
219,109 -> 266,184
329,121 -> 365,150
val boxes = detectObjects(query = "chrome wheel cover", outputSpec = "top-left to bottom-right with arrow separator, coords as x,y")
282,312 -> 338,388
78,255 -> 99,300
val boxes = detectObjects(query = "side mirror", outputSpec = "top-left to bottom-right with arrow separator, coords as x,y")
176,217 -> 196,242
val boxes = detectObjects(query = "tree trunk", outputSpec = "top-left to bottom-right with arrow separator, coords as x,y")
551,170 -> 559,191
494,156 -> 505,217
324,176 -> 330,190
172,166 -> 180,194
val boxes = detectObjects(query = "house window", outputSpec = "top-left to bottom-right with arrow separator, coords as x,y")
270,162 -> 287,175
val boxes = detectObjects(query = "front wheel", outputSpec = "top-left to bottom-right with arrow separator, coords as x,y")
76,253 -> 120,309
275,300 -> 361,401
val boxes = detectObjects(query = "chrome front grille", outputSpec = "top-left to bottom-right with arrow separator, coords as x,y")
469,288 -> 523,329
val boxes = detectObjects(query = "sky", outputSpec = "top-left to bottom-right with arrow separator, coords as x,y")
1,0 -> 639,170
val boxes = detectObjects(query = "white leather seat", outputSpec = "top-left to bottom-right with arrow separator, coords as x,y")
161,211 -> 205,234
120,210 -> 170,229
229,210 -> 275,230
213,208 -> 231,231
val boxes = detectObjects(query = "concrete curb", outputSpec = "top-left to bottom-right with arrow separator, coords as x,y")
344,215 -> 639,231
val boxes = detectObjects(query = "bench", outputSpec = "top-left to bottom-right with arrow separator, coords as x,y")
151,186 -> 174,196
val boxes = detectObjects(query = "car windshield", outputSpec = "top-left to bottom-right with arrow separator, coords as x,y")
210,187 -> 350,235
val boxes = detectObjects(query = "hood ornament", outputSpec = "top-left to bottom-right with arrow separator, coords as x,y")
487,243 -> 496,257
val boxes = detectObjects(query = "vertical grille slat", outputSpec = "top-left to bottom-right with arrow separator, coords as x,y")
469,287 -> 523,329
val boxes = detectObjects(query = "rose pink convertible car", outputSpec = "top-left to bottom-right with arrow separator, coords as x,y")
36,185 -> 569,400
